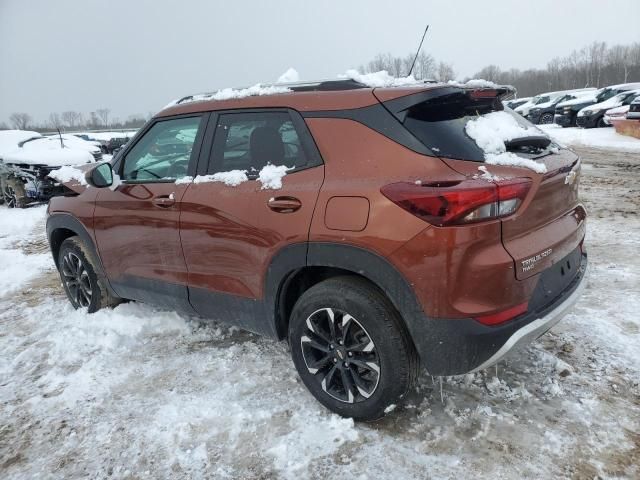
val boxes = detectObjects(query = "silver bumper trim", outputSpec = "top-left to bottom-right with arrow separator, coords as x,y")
470,264 -> 588,373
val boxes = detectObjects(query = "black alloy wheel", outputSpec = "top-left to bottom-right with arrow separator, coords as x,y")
300,307 -> 380,403
61,251 -> 93,308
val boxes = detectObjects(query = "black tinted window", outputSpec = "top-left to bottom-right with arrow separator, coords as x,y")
211,112 -> 308,174
402,92 -> 548,162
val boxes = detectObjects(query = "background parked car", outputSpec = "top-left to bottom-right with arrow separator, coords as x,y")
604,105 -> 631,125
625,96 -> 640,120
503,97 -> 531,110
555,82 -> 640,127
0,130 -> 96,208
577,89 -> 640,128
514,88 -> 594,118
526,89 -> 596,124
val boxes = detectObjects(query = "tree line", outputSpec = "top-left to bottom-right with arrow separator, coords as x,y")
1,108 -> 150,133
3,40 -> 639,130
358,41 -> 640,97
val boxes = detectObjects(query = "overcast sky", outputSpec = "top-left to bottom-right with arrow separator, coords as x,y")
1,0 -> 639,125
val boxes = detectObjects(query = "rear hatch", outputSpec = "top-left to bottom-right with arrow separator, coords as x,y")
377,85 -> 586,280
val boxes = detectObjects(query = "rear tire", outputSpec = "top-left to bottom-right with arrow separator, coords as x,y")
288,276 -> 418,420
58,237 -> 120,313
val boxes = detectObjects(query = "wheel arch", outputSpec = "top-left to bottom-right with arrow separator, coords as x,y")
46,213 -> 117,297
266,243 -> 425,354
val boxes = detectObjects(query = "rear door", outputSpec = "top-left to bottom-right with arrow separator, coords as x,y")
179,109 -> 324,334
94,114 -> 207,311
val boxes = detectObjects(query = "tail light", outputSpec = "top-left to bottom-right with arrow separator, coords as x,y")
381,178 -> 532,226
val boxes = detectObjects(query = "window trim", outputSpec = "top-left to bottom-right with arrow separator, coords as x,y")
202,108 -> 323,178
116,113 -> 210,184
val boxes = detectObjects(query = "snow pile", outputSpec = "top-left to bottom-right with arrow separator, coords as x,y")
465,111 -> 548,173
258,164 -> 291,189
48,165 -> 88,185
164,83 -> 292,109
176,164 -> 290,189
277,67 -> 300,83
473,165 -> 504,182
0,205 -> 52,297
267,411 -> 358,475
449,78 -> 501,89
177,169 -> 249,187
342,69 -> 419,87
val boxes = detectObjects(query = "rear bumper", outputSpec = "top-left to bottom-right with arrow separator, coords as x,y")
415,251 -> 588,375
469,256 -> 587,372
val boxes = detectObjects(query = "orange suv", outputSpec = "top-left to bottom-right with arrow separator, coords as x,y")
46,79 -> 587,420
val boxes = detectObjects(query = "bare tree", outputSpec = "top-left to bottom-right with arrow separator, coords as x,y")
0,122 -> 9,130
48,112 -> 63,130
9,112 -> 32,130
436,61 -> 456,82
61,111 -> 83,129
96,108 -> 110,127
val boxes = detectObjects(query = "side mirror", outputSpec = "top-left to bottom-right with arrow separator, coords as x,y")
87,162 -> 114,188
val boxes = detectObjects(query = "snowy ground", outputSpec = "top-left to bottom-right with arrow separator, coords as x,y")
1,146 -> 639,479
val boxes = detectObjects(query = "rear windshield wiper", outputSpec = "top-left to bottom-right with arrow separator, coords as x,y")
504,135 -> 551,150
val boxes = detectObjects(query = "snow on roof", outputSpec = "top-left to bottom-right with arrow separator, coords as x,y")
465,111 -> 548,173
277,67 -> 300,83
340,69 -> 420,88
164,83 -> 292,110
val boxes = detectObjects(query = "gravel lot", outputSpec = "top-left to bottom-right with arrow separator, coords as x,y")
1,145 -> 639,479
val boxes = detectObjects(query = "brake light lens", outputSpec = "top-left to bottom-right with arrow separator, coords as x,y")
381,178 -> 532,226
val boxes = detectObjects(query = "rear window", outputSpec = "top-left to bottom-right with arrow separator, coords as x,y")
402,92 -> 552,162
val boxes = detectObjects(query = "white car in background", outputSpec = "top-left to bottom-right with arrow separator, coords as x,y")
514,88 -> 595,117
577,89 -> 640,128
603,105 -> 630,125
0,130 -> 97,208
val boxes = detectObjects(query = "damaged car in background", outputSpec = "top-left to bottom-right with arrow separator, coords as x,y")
0,130 -> 97,208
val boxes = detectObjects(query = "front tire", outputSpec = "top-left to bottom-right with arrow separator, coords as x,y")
289,276 -> 418,420
58,237 -> 120,313
540,113 -> 554,124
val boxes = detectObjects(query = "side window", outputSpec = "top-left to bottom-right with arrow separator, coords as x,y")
122,116 -> 202,181
210,111 -> 309,175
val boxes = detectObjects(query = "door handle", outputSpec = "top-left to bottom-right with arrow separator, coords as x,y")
267,196 -> 302,213
152,193 -> 176,208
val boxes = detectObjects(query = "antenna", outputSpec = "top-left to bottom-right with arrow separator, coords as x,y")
408,24 -> 430,78
57,127 -> 65,148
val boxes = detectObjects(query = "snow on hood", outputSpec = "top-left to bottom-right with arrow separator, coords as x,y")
465,111 -> 548,173
556,93 -> 599,108
580,90 -> 640,113
48,165 -> 88,186
37,135 -> 101,153
604,105 -> 629,116
2,148 -> 94,167
0,130 -> 42,155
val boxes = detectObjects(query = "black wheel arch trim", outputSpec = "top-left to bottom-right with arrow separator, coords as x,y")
46,213 -> 118,298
